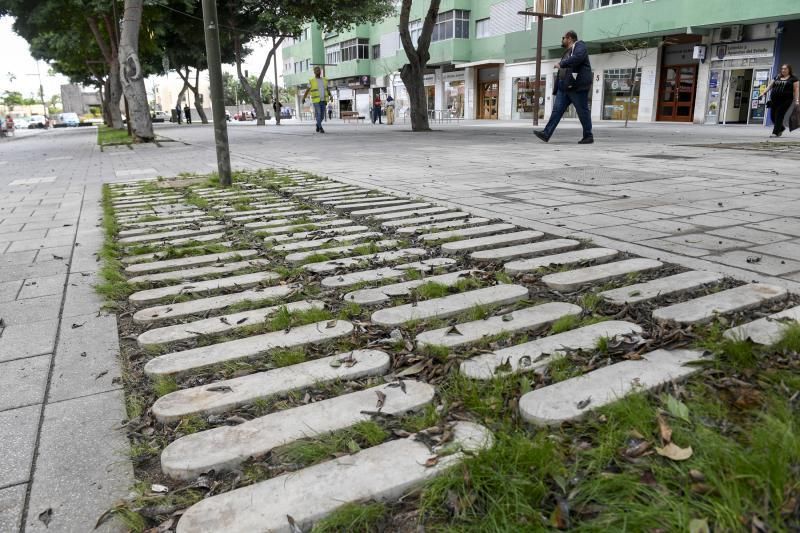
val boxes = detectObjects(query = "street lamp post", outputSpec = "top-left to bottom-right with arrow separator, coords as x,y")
517,9 -> 562,126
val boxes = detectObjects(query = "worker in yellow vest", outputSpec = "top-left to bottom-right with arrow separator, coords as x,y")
302,66 -> 331,134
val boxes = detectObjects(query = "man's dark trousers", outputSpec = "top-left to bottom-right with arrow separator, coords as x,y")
543,89 -> 592,140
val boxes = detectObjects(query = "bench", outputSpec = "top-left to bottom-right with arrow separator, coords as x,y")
341,111 -> 366,123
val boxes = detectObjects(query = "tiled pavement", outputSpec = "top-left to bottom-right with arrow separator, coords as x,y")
0,121 -> 799,531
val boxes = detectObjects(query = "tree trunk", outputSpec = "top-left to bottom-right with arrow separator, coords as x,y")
239,76 -> 266,125
108,62 -> 125,129
398,0 -> 440,132
273,37 -> 281,126
192,69 -> 208,124
100,79 -> 113,126
118,0 -> 154,141
400,64 -> 430,131
86,15 -> 124,129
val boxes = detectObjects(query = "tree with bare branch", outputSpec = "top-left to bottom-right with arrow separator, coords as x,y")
398,0 -> 441,132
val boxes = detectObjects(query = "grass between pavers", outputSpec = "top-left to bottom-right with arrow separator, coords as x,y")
103,171 -> 800,532
97,125 -> 132,146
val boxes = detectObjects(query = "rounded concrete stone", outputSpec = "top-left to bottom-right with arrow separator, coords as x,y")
128,271 -> 279,306
505,248 -> 620,274
541,258 -> 663,291
371,284 -> 529,327
161,381 -> 435,479
470,239 -> 580,263
152,350 -> 391,422
653,283 -> 788,325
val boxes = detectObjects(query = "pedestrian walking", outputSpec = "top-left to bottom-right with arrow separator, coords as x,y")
327,102 -> 334,121
183,104 -> 192,124
372,93 -> 383,124
534,30 -> 594,144
301,66 -> 330,133
175,103 -> 182,124
385,95 -> 395,125
761,64 -> 800,137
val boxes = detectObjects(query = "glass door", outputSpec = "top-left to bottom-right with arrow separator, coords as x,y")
658,65 -> 697,122
479,81 -> 499,119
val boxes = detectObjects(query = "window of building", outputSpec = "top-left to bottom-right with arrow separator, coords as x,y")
431,10 -> 470,42
513,76 -> 546,119
446,80 -> 465,118
340,38 -> 370,62
589,0 -> 631,8
532,0 -> 584,15
408,19 -> 422,45
603,68 -> 641,120
372,44 -> 381,59
476,18 -> 491,38
325,44 -> 341,66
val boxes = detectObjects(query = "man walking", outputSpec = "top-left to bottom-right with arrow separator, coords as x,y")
534,30 -> 593,144
183,104 -> 192,125
302,66 -> 330,133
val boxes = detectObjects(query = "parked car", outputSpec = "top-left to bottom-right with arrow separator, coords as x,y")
28,115 -> 47,128
56,112 -> 80,127
14,118 -> 29,129
151,110 -> 170,123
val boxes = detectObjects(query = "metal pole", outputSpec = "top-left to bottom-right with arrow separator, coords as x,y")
201,0 -> 232,187
533,15 -> 543,127
273,37 -> 281,125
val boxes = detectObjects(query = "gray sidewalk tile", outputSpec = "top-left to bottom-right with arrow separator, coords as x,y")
0,280 -> 22,302
591,225 -> 670,242
0,295 -> 63,326
17,274 -> 67,300
709,251 -> 800,276
49,313 -> 121,403
750,242 -> 800,263
6,236 -> 75,254
0,484 -> 26,533
61,272 -> 105,318
0,250 -> 39,266
0,355 -> 48,412
0,319 -> 58,363
0,260 -> 69,283
707,226 -> 793,246
0,404 -> 40,487
25,389 -> 132,533
664,233 -> 750,252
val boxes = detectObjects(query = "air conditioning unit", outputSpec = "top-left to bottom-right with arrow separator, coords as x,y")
718,25 -> 743,43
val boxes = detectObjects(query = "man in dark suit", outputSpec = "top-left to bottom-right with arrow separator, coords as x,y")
534,30 -> 594,144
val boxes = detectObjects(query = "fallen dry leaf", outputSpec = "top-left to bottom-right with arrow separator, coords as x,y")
375,390 -> 386,411
655,442 -> 693,461
688,518 -> 710,533
657,414 -> 673,444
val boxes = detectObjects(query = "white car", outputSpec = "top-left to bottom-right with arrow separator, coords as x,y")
14,118 -> 29,129
152,110 -> 170,122
28,115 -> 47,128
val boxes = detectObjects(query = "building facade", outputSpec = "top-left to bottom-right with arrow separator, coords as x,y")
282,0 -> 800,126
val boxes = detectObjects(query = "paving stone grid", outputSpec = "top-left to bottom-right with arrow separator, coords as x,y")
101,169 -> 800,531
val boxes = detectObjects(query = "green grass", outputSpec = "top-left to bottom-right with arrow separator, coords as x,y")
404,268 -> 423,281
420,343 -> 450,361
277,421 -> 389,466
580,292 -> 603,313
97,125 -> 132,146
548,355 -> 581,382
151,375 -> 178,398
177,415 -> 209,434
494,271 -> 514,284
550,314 -> 581,334
464,303 -> 491,321
773,322 -> 800,352
95,185 -> 133,306
414,281 -> 449,300
271,348 -> 307,367
351,242 -> 381,256
312,502 -> 388,533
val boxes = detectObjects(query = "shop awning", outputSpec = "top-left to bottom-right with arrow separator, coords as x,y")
453,59 -> 506,69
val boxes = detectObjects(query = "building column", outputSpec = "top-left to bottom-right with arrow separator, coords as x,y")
693,36 -> 713,124
464,67 -> 476,120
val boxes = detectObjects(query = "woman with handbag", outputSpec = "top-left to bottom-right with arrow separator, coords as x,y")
761,64 -> 799,137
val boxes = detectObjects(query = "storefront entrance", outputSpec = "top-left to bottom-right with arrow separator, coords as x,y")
705,40 -> 774,125
657,65 -> 698,122
478,82 -> 498,119
477,67 -> 500,120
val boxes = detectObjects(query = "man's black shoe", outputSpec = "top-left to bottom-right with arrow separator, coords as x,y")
578,136 -> 594,144
319,127 -> 325,134
533,130 -> 549,143
316,125 -> 320,132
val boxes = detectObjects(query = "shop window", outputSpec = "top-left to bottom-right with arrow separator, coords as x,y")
603,68 -> 641,120
476,18 -> 491,39
513,76 -> 546,119
446,80 -> 465,118
340,38 -> 370,62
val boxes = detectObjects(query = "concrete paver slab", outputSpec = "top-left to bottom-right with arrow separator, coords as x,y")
24,389 -> 132,533
0,404 -> 40,487
0,484 -> 26,533
0,355 -> 48,411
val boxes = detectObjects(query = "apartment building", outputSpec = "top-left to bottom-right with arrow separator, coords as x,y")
282,0 -> 800,126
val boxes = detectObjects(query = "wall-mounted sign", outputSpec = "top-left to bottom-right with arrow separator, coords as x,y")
423,74 -> 436,85
443,71 -> 465,82
711,40 -> 775,61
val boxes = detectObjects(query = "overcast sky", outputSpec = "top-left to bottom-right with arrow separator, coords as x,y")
1,15 -> 286,102
0,17 -> 71,99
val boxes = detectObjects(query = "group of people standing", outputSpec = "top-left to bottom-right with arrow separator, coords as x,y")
174,104 -> 192,124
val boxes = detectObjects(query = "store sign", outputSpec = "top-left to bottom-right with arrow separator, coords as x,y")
443,71 -> 465,82
423,74 -> 436,85
711,40 -> 774,61
347,76 -> 371,88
